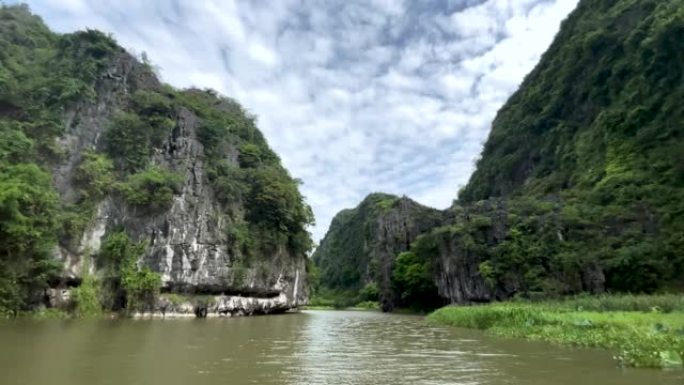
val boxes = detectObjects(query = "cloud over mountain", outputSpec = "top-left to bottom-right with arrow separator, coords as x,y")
25,0 -> 579,241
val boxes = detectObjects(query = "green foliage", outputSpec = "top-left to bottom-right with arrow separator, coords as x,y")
117,166 -> 182,209
376,197 -> 398,211
99,231 -> 161,313
104,111 -> 152,172
313,193 -> 444,312
163,293 -> 188,306
453,0 -> 684,293
429,300 -> 684,368
543,294 -> 684,313
238,143 -> 262,168
122,265 -> 161,313
306,258 -> 322,295
0,5 -> 122,313
353,301 -> 380,310
359,282 -> 379,302
174,88 -> 314,256
0,122 -> 33,162
0,5 -> 314,314
0,163 -> 60,314
71,259 -> 102,318
245,166 -> 314,251
308,288 -> 360,309
100,231 -> 146,268
0,5 -> 118,156
229,260 -> 248,288
75,151 -> 114,199
392,251 -> 440,311
104,91 -> 174,172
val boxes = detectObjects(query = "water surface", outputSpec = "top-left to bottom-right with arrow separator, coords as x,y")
0,310 -> 681,385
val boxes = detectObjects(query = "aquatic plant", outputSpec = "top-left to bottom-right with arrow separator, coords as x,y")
429,301 -> 684,369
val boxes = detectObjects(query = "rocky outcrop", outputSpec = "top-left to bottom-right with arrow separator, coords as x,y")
139,292 -> 298,318
50,51 -> 307,313
316,194 -> 609,311
313,193 -> 444,311
429,199 -> 606,305
372,197 -> 445,311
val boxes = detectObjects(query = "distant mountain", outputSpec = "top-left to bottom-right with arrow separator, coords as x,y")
314,0 -> 684,310
312,193 -> 444,311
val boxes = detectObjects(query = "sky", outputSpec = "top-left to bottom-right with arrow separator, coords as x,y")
23,0 -> 579,242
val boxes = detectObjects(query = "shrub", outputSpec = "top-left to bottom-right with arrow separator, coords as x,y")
75,151 -> 114,199
359,282 -> 379,302
99,231 -> 161,313
117,166 -> 182,209
72,262 -> 102,318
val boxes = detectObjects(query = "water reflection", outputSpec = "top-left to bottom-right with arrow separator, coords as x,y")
0,311 -> 681,385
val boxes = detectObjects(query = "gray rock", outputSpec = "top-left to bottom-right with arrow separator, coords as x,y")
50,51 -> 307,315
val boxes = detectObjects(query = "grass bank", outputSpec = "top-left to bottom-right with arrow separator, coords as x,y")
301,301 -> 380,311
428,295 -> 684,369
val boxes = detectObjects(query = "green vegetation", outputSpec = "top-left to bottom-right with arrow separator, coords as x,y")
315,0 -> 684,313
308,288 -> 361,309
0,164 -> 60,316
392,251 -> 441,311
0,4 -> 313,315
104,90 -> 175,172
99,231 -> 161,313
75,151 -> 115,199
313,193 -> 443,311
313,193 -> 400,293
71,258 -> 102,318
546,294 -> 684,313
174,89 -> 314,256
0,4 -> 120,315
429,299 -> 684,368
117,166 -> 182,209
454,0 -> 684,293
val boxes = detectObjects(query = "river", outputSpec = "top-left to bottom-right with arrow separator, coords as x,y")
0,310 -> 681,385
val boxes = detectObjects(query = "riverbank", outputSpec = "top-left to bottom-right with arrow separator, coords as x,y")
428,295 -> 684,369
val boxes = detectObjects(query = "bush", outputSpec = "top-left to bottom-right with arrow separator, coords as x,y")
392,251 -> 439,310
117,166 -> 182,209
359,282 -> 379,302
99,231 -> 161,313
75,151 -> 114,199
72,263 -> 102,318
122,266 -> 161,313
105,111 -> 150,171
0,164 -> 60,314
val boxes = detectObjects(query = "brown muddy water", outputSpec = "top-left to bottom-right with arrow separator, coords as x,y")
0,310 -> 681,385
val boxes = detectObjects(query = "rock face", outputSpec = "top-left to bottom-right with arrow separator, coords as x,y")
51,53 -> 307,313
316,194 -> 610,310
317,0 -> 684,308
372,198 -> 445,311
426,200 -> 605,304
139,291 -> 300,318
313,193 -> 444,311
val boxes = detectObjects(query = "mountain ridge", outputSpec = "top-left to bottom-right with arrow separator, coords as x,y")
313,0 -> 684,310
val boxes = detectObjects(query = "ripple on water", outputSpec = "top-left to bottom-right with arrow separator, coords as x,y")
0,311 -> 682,385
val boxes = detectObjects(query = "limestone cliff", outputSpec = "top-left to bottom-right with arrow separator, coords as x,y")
0,6 -> 311,315
312,193 -> 444,311
315,0 -> 683,310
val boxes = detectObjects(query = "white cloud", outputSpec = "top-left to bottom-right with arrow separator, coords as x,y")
25,0 -> 579,241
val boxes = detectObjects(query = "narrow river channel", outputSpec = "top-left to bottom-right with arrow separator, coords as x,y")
0,310 -> 681,385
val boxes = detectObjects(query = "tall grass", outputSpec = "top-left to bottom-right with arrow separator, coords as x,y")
429,299 -> 684,369
526,294 -> 684,313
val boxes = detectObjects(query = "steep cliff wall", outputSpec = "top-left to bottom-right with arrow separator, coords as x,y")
312,194 -> 443,310
315,0 -> 684,310
0,5 -> 311,315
